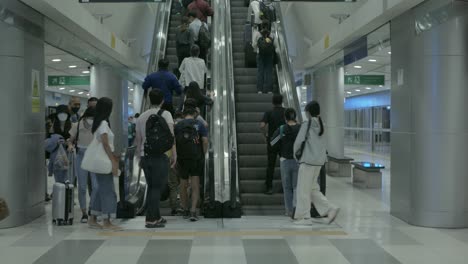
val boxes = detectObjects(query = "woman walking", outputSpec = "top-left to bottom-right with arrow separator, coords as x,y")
88,97 -> 122,230
293,101 -> 339,225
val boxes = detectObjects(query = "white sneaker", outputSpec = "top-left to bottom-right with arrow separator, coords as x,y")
310,217 -> 328,224
257,91 -> 262,94
326,208 -> 340,225
293,219 -> 312,226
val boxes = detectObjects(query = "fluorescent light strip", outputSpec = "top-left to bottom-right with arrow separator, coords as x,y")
82,71 -> 90,74
355,89 -> 361,92
59,87 -> 65,90
68,65 -> 77,68
366,87 -> 372,90
69,90 -> 75,93
52,59 -> 61,62
78,92 -> 84,95
354,65 -> 362,69
368,59 -> 377,62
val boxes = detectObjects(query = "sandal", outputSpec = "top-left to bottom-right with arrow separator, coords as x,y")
145,219 -> 166,229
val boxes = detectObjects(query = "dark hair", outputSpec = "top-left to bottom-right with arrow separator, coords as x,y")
261,19 -> 270,30
284,108 -> 297,121
188,11 -> 198,18
185,82 -> 204,107
79,107 -> 96,121
261,29 -> 270,37
149,89 -> 165,106
135,113 -> 140,118
272,94 -> 283,106
305,101 -> 324,136
88,97 -> 98,103
92,97 -> 113,134
184,98 -> 198,109
158,58 -> 170,70
191,45 -> 200,57
183,107 -> 198,117
174,111 -> 184,120
181,16 -> 189,25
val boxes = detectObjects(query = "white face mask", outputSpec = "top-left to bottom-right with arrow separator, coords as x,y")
57,113 -> 68,122
86,119 -> 93,125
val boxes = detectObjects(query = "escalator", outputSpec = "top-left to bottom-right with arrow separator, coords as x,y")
230,0 -> 302,214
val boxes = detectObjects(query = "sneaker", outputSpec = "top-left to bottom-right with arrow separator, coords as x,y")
190,212 -> 199,222
310,217 -> 328,224
171,209 -> 178,216
326,208 -> 340,225
80,214 -> 89,224
293,219 -> 312,226
145,219 -> 165,229
183,210 -> 190,219
88,222 -> 103,229
257,91 -> 262,94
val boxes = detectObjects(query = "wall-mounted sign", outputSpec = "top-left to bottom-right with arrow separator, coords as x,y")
345,75 -> 385,86
48,76 -> 90,86
32,70 -> 41,113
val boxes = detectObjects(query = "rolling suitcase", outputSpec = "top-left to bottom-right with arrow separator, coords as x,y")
244,23 -> 257,68
52,152 -> 75,226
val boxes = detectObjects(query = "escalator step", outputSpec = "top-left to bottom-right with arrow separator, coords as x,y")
239,167 -> 281,180
238,144 -> 267,155
236,102 -> 271,113
236,94 -> 272,103
237,133 -> 265,144
241,193 -> 284,206
236,122 -> 263,133
240,180 -> 283,194
236,112 -> 264,122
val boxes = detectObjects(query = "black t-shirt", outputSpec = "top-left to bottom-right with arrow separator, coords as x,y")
270,124 -> 301,159
261,106 -> 285,138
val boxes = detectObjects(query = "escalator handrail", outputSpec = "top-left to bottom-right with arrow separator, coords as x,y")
272,4 -> 303,123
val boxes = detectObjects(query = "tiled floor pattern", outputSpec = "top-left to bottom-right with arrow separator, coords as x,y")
1,149 -> 467,263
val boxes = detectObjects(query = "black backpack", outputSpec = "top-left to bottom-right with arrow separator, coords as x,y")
176,120 -> 202,160
258,1 -> 276,22
144,110 -> 174,157
176,28 -> 191,46
258,36 -> 275,56
198,23 -> 211,50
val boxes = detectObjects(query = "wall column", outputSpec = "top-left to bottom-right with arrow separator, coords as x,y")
0,1 -> 45,228
90,65 -> 128,152
391,0 -> 468,227
313,65 -> 345,158
133,83 -> 143,114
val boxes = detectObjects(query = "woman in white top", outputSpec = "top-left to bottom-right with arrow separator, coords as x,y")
179,44 -> 208,89
68,107 -> 98,224
88,97 -> 121,230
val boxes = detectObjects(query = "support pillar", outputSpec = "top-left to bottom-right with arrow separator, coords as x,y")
90,65 -> 128,152
0,1 -> 45,228
133,83 -> 143,114
391,0 -> 468,227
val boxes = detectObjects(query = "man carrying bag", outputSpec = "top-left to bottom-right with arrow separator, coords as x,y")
0,198 -> 10,221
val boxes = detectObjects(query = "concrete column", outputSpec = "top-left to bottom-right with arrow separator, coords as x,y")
0,1 -> 45,228
391,0 -> 468,227
313,65 -> 345,158
90,65 -> 128,152
133,83 -> 143,114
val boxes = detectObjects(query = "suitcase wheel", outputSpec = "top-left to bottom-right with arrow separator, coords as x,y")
68,219 -> 73,225
52,219 -> 56,225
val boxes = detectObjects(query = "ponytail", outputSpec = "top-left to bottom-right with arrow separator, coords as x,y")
318,116 -> 324,136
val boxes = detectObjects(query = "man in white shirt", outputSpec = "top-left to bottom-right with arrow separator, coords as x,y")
135,89 -> 177,228
179,45 -> 208,89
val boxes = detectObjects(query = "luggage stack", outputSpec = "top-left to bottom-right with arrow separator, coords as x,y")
231,0 -> 283,215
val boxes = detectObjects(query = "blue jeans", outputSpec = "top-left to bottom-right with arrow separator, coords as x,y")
76,148 -> 98,210
141,155 -> 169,222
257,54 -> 274,93
280,159 -> 299,215
90,173 -> 117,219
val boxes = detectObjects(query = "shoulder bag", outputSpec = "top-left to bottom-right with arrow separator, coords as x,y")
81,134 -> 112,174
295,120 -> 312,160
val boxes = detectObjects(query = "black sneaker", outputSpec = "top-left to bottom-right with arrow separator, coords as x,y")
264,187 -> 273,195
171,209 -> 178,216
80,214 -> 89,223
190,212 -> 199,222
183,210 -> 190,219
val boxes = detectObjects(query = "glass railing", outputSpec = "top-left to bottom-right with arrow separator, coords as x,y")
271,4 -> 303,122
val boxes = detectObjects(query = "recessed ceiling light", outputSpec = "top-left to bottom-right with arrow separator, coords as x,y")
128,102 -> 132,105
82,70 -> 90,74
366,87 -> 372,90
354,65 -> 362,69
368,59 -> 377,62
52,59 -> 62,62
130,88 -> 134,91
355,89 -> 361,92
346,91 -> 352,94
87,93 -> 90,96
69,90 -> 75,93
388,51 -> 392,55
59,87 -> 65,90
379,85 -> 383,87
78,92 -> 84,95
68,65 -> 77,68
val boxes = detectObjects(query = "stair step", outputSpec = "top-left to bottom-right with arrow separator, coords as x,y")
235,84 -> 259,94
236,93 -> 272,103
239,167 -> 281,180
236,102 -> 271,112
234,75 -> 257,84
236,112 -> 264,122
236,122 -> 262,133
241,193 -> 284,206
240,180 -> 283,194
237,133 -> 265,144
234,68 -> 257,76
238,143 -> 267,155
239,155 -> 279,167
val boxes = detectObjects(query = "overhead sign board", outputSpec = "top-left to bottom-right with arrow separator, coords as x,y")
345,75 -> 385,86
48,76 -> 91,86
79,0 -> 165,3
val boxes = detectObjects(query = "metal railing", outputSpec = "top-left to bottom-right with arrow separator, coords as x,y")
271,4 -> 303,122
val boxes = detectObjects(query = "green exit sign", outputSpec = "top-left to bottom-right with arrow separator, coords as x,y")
345,75 -> 385,85
79,0 -> 165,3
48,76 -> 90,86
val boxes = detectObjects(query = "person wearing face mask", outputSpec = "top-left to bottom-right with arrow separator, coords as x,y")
69,96 -> 82,123
48,105 -> 72,140
68,107 -> 98,223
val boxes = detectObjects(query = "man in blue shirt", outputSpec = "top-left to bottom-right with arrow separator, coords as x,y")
142,58 -> 183,116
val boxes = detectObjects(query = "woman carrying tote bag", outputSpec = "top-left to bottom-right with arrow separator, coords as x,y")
83,97 -> 122,231
293,101 -> 340,225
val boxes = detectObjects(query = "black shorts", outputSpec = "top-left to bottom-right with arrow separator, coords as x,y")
177,159 -> 203,180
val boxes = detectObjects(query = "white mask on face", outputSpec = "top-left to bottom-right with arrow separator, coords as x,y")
57,113 -> 68,122
86,119 -> 93,125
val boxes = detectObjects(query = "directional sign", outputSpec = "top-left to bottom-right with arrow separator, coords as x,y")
345,75 -> 385,86
79,0 -> 165,3
48,76 -> 90,86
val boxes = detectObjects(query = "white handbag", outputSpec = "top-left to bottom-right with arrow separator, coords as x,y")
81,136 -> 112,174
